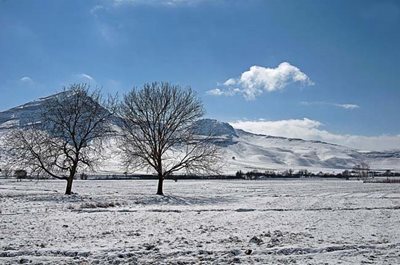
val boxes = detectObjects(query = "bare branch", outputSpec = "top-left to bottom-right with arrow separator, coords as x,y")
4,83 -> 116,194
118,82 -> 221,195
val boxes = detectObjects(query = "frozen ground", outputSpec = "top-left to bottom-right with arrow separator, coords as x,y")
1,179 -> 399,264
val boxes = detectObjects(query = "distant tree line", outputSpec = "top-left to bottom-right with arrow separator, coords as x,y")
5,169 -> 398,181
234,169 -> 400,180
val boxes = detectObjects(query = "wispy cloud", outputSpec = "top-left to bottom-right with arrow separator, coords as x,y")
230,119 -> 400,151
90,0 -> 204,17
206,87 -> 241,97
301,101 -> 360,110
76,73 -> 95,82
111,0 -> 207,7
90,5 -> 105,16
97,23 -> 118,44
336,103 -> 359,110
208,62 -> 314,100
19,76 -> 34,84
74,73 -> 97,85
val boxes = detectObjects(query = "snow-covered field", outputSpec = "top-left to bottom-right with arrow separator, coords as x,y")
1,179 -> 399,264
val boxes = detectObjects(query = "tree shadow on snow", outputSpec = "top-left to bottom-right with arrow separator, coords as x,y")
132,194 -> 232,206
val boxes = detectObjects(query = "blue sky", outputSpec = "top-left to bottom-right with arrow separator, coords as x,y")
0,0 -> 399,150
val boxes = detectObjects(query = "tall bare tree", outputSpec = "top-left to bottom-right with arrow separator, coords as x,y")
118,82 -> 220,195
5,84 -> 116,194
353,162 -> 370,180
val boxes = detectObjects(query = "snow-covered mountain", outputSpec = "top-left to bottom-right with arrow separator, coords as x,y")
191,119 -> 397,173
1,94 -> 399,173
0,92 -> 66,130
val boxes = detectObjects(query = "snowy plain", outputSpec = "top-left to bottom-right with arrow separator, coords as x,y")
1,179 -> 400,264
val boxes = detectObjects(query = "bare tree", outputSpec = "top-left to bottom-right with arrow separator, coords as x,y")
353,162 -> 370,180
118,82 -> 221,195
5,84 -> 116,194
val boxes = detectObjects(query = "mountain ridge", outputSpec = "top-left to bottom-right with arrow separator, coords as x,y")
0,92 -> 399,172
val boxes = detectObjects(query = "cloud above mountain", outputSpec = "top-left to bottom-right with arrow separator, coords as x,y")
208,62 -> 314,100
19,76 -> 34,83
73,73 -> 97,86
18,76 -> 38,86
230,118 -> 400,151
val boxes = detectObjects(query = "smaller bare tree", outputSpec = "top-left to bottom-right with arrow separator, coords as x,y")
118,82 -> 221,195
5,84 -> 116,194
353,162 -> 370,180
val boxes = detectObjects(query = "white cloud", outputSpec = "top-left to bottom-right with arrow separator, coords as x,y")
230,119 -> 400,151
89,5 -> 122,44
207,88 -> 224,96
223,78 -> 236,86
19,76 -> 34,83
301,101 -> 360,110
206,87 -> 241,96
335,103 -> 359,110
76,73 -> 95,82
210,62 -> 314,100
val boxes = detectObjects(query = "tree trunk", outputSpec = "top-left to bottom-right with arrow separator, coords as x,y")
66,162 -> 78,195
65,176 -> 73,195
156,173 -> 164,195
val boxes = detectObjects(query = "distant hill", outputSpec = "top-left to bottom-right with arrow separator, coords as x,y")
1,92 -> 399,173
